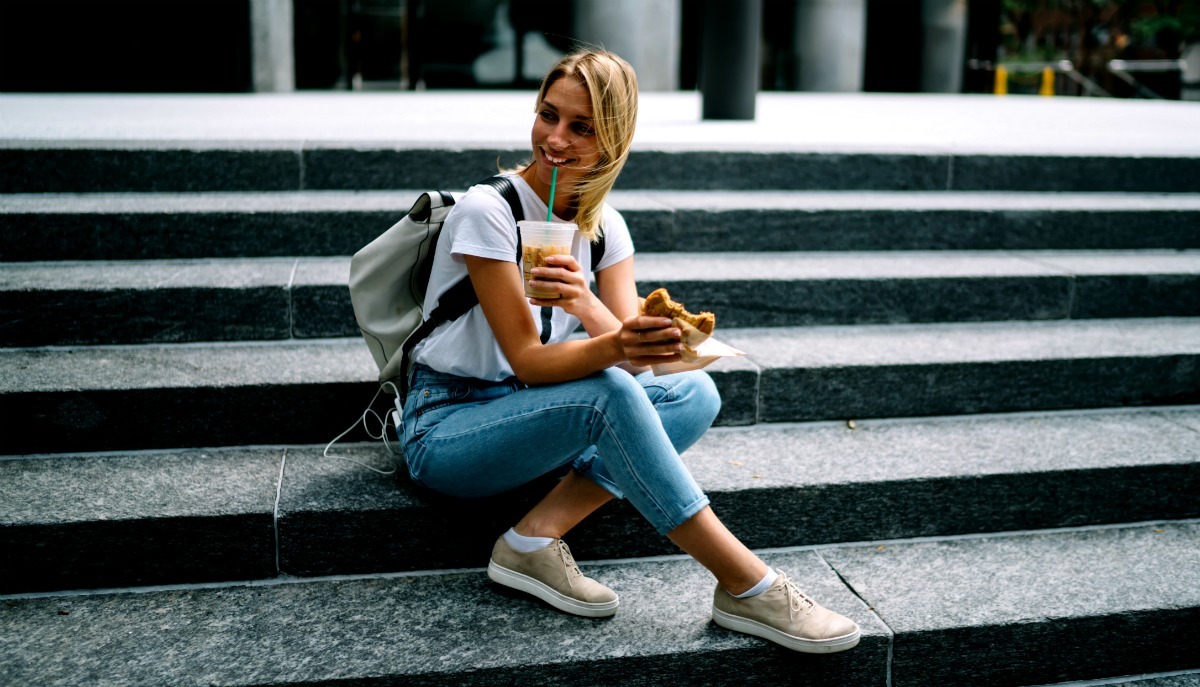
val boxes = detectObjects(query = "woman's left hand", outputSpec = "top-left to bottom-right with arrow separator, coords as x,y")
527,254 -> 600,317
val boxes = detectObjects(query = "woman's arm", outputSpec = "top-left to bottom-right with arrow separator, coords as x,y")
466,254 -> 681,385
594,256 -> 658,375
547,252 -> 683,374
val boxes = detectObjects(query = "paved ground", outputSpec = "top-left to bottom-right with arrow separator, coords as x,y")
1,91 -> 1198,156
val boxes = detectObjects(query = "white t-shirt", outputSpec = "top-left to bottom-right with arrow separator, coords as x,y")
411,173 -> 635,382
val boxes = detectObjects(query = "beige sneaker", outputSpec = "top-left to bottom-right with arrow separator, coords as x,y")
487,536 -> 619,618
712,570 -> 861,653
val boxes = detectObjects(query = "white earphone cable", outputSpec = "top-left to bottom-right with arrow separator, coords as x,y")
322,382 -> 403,475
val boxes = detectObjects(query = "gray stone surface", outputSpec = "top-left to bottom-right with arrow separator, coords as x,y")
0,191 -> 407,261
1023,674 -> 1200,687
4,407 -> 1197,592
691,409 -> 1200,546
703,353 -> 761,426
1020,251 -> 1200,318
0,551 -> 888,687
3,93 -> 1196,192
723,317 -> 1200,368
637,251 -> 1074,326
4,318 -> 1199,452
277,446 -> 542,575
290,257 -> 354,338
6,146 -> 1199,194
3,92 -> 1195,156
0,448 -> 281,523
952,154 -> 1200,193
0,190 -> 424,213
0,338 -> 756,453
0,258 -> 296,290
719,318 -> 1200,421
1160,409 -> 1200,433
618,150 -> 952,192
302,146 -> 531,191
4,191 -> 1197,261
0,448 -> 280,593
9,250 -> 1194,346
0,259 -> 295,345
0,145 -> 301,193
0,338 -> 374,392
0,339 -> 378,453
824,522 -> 1200,685
277,406 -> 1200,576
690,408 -> 1200,489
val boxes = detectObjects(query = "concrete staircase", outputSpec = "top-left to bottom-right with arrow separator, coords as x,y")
2,93 -> 1199,686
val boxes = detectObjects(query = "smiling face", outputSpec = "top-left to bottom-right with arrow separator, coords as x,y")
522,76 -> 601,212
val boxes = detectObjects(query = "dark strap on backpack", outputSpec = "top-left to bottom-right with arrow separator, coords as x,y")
398,175 -> 607,394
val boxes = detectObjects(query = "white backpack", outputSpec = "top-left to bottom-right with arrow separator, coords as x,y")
348,176 -> 524,393
348,175 -> 606,396
335,175 -> 605,467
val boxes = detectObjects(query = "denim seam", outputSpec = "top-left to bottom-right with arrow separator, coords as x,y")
594,408 -> 680,533
418,402 -> 600,443
422,398 -> 687,531
415,399 -> 461,417
573,458 -> 624,500
643,381 -> 677,405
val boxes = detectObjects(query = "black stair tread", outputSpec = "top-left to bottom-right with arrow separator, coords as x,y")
5,319 -> 1200,394
2,522 -> 1197,686
4,407 -> 1197,593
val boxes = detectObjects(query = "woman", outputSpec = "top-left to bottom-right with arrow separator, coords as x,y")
400,49 -> 859,654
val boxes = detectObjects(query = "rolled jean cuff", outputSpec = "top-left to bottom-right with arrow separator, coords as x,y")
572,450 -> 626,501
658,495 -> 711,536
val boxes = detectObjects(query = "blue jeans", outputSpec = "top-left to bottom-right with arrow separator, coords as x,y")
400,364 -> 721,535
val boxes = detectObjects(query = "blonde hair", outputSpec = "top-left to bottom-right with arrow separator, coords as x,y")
521,49 -> 639,241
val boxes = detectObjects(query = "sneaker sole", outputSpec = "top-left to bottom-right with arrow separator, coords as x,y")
712,606 -> 861,654
487,560 -> 619,618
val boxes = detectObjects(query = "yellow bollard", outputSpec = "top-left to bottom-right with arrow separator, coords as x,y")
1039,67 -> 1055,96
994,65 -> 1008,95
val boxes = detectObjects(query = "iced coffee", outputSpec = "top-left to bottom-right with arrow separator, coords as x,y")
518,220 -> 577,300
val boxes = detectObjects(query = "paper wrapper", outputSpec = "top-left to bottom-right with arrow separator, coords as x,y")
640,301 -> 746,376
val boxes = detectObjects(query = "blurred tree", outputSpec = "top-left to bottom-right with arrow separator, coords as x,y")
997,0 -> 1197,96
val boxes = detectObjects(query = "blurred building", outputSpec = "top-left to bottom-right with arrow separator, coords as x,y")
0,0 -> 1191,98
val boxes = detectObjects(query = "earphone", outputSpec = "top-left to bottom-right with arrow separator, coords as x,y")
322,382 -> 404,475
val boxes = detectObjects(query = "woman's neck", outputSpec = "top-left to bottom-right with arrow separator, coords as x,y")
518,166 -> 577,220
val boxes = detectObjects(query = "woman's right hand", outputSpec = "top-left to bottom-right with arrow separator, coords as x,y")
619,315 -> 683,368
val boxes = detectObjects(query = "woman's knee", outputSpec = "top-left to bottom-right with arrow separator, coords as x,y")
675,370 -> 722,424
593,367 -> 652,404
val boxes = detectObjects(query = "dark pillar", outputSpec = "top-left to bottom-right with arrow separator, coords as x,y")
963,0 -> 1002,93
700,0 -> 761,120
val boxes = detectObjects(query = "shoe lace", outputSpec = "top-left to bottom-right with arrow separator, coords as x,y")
558,540 -> 583,582
781,573 -> 816,615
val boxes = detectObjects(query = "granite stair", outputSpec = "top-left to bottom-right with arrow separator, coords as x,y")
4,407 -> 1198,595
1,524 -> 1197,686
2,93 -> 1199,686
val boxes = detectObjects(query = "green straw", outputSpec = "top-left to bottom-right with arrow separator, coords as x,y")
546,166 -> 557,222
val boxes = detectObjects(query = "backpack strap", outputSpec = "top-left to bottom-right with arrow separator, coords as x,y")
590,231 -> 607,272
397,176 -> 523,395
397,175 -> 609,394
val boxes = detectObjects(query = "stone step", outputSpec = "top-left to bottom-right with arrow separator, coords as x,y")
2,318 -> 1198,454
3,91 -> 1197,194
5,251 -> 1200,346
2,522 -> 1197,686
3,407 -> 1197,594
1023,673 -> 1200,687
3,191 -> 1199,260
4,142 -> 1200,194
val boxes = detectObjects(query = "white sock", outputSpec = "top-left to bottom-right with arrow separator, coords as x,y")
733,569 -> 779,598
503,527 -> 555,553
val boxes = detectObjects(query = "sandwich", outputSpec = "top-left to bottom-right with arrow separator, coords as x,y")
642,288 -> 715,352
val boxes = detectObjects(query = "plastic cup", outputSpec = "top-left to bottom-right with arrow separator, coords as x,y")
519,220 -> 577,300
